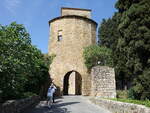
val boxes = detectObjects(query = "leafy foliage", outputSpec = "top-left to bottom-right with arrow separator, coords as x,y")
98,13 -> 121,49
99,0 -> 150,100
0,22 -> 54,102
0,22 -> 31,100
129,69 -> 150,100
98,13 -> 129,89
115,0 -> 150,99
83,45 -> 113,69
116,90 -> 128,99
23,92 -> 38,98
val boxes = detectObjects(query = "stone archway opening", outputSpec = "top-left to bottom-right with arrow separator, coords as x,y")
63,71 -> 82,95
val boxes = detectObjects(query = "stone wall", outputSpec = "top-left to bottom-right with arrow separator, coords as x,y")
91,66 -> 116,98
0,96 -> 40,113
90,97 -> 150,113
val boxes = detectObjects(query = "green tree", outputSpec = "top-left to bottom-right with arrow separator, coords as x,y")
98,19 -> 112,47
98,13 -> 130,89
39,54 -> 56,98
132,69 -> 150,100
115,0 -> 150,99
98,13 -> 121,49
83,45 -> 113,70
0,22 -> 54,102
0,22 -> 31,100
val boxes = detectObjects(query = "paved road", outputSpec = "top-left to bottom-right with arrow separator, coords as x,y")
24,96 -> 111,113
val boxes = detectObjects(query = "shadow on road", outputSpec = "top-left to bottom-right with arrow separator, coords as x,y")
24,101 -> 79,113
55,102 -> 79,108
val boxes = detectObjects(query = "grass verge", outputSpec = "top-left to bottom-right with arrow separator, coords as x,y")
107,98 -> 150,107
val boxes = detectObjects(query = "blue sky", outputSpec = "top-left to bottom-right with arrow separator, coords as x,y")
0,0 -> 117,53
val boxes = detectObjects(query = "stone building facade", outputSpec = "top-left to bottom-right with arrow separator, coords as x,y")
48,7 -> 116,97
48,7 -> 97,96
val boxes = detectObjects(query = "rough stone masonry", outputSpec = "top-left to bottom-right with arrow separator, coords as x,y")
91,66 -> 116,98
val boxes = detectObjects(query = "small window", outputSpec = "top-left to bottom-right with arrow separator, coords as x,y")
83,15 -> 88,18
58,35 -> 62,41
58,30 -> 62,41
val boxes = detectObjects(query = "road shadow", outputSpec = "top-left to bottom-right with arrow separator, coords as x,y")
23,100 -> 79,113
25,106 -> 71,113
54,102 -> 79,108
55,100 -> 62,103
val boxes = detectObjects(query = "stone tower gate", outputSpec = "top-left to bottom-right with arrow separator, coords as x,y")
48,7 -> 97,96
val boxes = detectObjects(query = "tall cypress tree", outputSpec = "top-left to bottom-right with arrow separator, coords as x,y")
98,13 -> 121,49
98,13 -> 130,89
116,0 -> 150,99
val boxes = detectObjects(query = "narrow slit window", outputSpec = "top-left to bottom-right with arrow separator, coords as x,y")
58,30 -> 62,41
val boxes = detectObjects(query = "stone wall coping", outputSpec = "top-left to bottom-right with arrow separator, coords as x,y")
95,97 -> 148,107
0,96 -> 40,113
92,66 -> 114,69
61,7 -> 92,12
49,15 -> 97,26
90,97 -> 150,113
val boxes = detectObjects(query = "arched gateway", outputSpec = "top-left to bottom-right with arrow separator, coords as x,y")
48,7 -> 97,96
63,71 -> 82,95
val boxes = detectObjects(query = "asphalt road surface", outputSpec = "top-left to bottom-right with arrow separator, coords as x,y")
24,96 -> 111,113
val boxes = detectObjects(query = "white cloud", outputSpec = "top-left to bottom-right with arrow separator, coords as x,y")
4,0 -> 21,15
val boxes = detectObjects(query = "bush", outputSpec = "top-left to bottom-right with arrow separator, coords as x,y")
23,92 -> 37,98
83,45 -> 113,70
128,88 -> 136,99
116,90 -> 128,99
128,69 -> 150,100
0,22 -> 54,101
